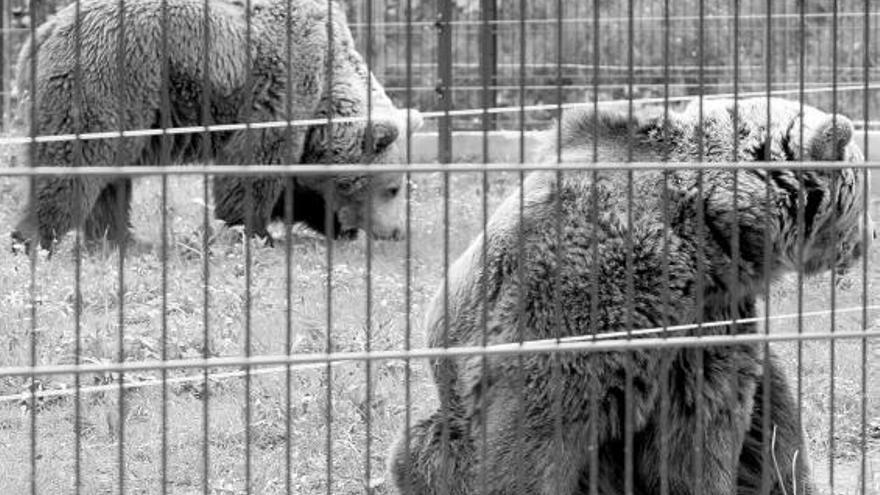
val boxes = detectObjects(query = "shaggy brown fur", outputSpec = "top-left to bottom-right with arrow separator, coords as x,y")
389,97 -> 874,494
10,0 -> 419,252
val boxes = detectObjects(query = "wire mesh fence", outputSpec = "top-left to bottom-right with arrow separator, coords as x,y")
4,1 -> 880,130
0,0 -> 878,494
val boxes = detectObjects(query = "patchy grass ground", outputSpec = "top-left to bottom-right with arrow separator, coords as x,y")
0,168 -> 878,494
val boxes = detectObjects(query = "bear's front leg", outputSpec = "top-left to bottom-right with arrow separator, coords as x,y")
459,350 -> 661,495
468,378 -> 594,495
388,408 -> 475,495
650,346 -> 759,494
212,175 -> 283,244
737,355 -> 815,495
83,178 -> 134,250
12,176 -> 108,254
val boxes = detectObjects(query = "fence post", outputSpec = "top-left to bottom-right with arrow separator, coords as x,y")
480,0 -> 498,130
357,0 -> 387,80
437,0 -> 453,163
0,1 -> 6,131
371,0 -> 386,80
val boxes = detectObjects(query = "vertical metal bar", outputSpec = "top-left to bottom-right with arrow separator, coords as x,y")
0,0 -> 4,129
779,1 -> 787,85
731,0 -> 743,484
828,1 -> 839,491
402,0 -> 414,491
796,0 -> 807,479
437,1 -> 452,493
553,0 -> 565,489
200,0 -> 212,492
159,0 -> 171,492
324,3 -> 335,493
796,2 -> 807,486
243,1 -> 254,491
478,0 -> 492,491
370,0 -> 386,80
515,0 -> 527,491
480,0 -> 497,130
693,0 -> 706,492
518,0 -> 526,156
1,1 -> 14,129
761,0 -> 774,492
555,0 -> 563,151
587,0 -> 600,489
624,0 -> 635,493
72,0 -> 85,493
659,1 -> 671,493
26,0 -> 39,487
114,1 -> 127,492
437,0 -> 453,165
364,0 -> 375,488
860,3 -> 871,493
283,0 -> 295,493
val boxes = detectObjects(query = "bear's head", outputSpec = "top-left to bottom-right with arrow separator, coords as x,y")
693,98 -> 875,279
769,110 -> 874,276
296,108 -> 423,240
551,98 -> 874,281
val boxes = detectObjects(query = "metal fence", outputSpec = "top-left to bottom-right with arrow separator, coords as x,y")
358,0 -> 880,130
4,1 -> 880,130
0,0 -> 878,494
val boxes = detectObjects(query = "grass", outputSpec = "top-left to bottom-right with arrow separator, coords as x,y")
0,167 -> 878,494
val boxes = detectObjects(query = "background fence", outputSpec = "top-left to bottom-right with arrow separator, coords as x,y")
3,0 -> 880,131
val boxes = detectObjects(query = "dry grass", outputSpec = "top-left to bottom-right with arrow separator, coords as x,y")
0,168 -> 877,494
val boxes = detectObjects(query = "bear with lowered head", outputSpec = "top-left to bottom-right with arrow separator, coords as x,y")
389,97 -> 874,494
11,0 -> 420,252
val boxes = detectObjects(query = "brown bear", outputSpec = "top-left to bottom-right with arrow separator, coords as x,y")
213,75 -> 422,242
389,97 -> 875,494
212,67 -> 422,242
10,0 -> 420,252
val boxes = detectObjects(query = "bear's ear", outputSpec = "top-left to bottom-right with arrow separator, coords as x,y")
365,118 -> 400,154
788,112 -> 854,161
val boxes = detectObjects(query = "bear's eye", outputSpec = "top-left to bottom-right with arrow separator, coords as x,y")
385,186 -> 401,198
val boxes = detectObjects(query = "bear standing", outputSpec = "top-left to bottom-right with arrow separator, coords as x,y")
11,0 -> 419,252
389,98 -> 874,494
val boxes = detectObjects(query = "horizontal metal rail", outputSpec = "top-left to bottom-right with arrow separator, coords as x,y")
343,11 -> 873,29
2,303 -> 878,402
1,329 -> 877,379
1,84 -> 877,147
0,160 -> 879,177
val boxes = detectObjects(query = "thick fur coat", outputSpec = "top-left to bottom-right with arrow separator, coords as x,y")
11,0 -> 418,251
389,97 -> 874,494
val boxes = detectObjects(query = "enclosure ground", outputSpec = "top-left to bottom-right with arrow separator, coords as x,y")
0,171 -> 878,494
